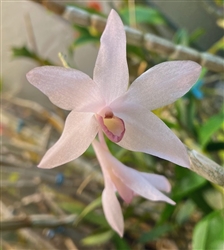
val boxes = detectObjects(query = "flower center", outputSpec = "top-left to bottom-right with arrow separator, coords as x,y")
97,108 -> 125,143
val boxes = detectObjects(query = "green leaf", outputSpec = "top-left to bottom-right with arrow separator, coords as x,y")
173,29 -> 189,46
120,5 -> 165,25
139,224 -> 174,243
12,46 -> 36,59
74,35 -> 99,47
203,188 -> 224,210
172,167 -> 206,199
113,234 -> 131,250
192,209 -> 224,250
59,201 -> 84,214
84,213 -> 108,226
189,28 -> 205,44
199,112 -> 224,147
175,200 -> 196,225
186,95 -> 197,134
127,44 -> 145,60
82,230 -> 114,246
206,142 -> 224,152
209,37 -> 224,53
173,28 -> 204,46
73,26 -> 100,47
11,46 -> 53,65
175,98 -> 187,128
158,204 -> 176,224
76,196 -> 102,224
59,201 -> 107,226
159,168 -> 207,224
190,187 -> 213,214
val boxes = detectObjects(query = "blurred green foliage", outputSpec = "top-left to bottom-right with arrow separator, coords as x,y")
119,5 -> 166,25
193,209 -> 224,250
12,46 -> 54,66
73,26 -> 100,48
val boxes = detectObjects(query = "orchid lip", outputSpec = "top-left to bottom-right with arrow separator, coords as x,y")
96,109 -> 125,143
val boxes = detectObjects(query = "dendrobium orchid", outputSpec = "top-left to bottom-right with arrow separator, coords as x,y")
26,9 -> 201,169
92,132 -> 174,236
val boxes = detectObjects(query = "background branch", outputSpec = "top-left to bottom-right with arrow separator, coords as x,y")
187,148 -> 224,186
0,201 -> 60,250
30,0 -> 224,72
1,213 -> 77,231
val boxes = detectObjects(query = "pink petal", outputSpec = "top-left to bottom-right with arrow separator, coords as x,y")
92,140 -> 134,204
140,173 -> 171,193
110,173 -> 134,204
109,155 -> 175,205
93,9 -> 129,104
92,139 -> 173,204
102,177 -> 124,237
120,61 -> 201,110
110,102 -> 190,168
38,111 -> 99,169
26,66 -> 104,112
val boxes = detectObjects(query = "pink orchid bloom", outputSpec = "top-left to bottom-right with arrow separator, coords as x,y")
92,133 -> 174,237
26,9 -> 201,169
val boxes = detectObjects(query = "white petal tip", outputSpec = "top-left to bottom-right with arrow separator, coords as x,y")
116,229 -> 124,238
181,60 -> 202,71
110,9 -> 117,16
37,163 -> 53,169
192,61 -> 202,69
183,165 -> 190,169
119,233 -> 124,238
37,164 -> 46,169
170,200 -> 176,206
26,71 -> 32,80
180,158 -> 191,169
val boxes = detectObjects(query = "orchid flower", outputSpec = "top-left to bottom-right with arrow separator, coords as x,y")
26,9 -> 201,169
92,132 -> 174,236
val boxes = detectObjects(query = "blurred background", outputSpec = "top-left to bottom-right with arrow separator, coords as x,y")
1,0 -> 224,250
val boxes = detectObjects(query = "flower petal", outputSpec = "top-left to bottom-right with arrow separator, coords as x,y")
92,139 -> 172,204
93,9 -> 129,104
111,103 -> 190,168
108,155 -> 175,205
92,139 -> 134,204
121,61 -> 201,110
26,66 -> 104,112
102,178 -> 124,237
140,173 -> 171,193
38,111 -> 98,169
110,173 -> 134,204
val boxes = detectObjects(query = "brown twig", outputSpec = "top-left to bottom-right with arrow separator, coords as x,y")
0,201 -> 60,250
0,179 -> 40,188
29,0 -> 224,72
3,96 -> 64,133
1,240 -> 17,250
64,238 -> 79,250
1,213 -> 77,231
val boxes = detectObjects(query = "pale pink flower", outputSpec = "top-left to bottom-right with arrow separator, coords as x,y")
26,9 -> 201,169
92,134 -> 174,236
